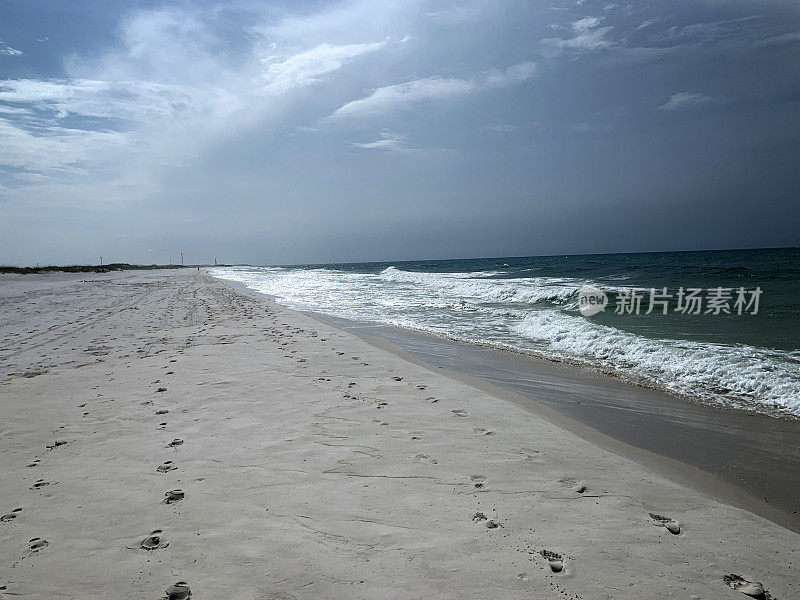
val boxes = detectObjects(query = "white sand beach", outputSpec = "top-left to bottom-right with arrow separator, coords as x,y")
1,269 -> 797,600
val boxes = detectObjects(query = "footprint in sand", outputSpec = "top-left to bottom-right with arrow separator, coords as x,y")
540,549 -> 564,573
556,478 -> 589,496
156,409 -> 169,415
164,490 -> 185,504
1,508 -> 22,522
164,581 -> 191,600
26,459 -> 41,468
392,376 -> 403,381
471,511 -> 499,528
473,427 -> 494,435
470,475 -> 486,489
168,439 -> 183,447
649,512 -> 681,535
129,529 -> 169,550
46,440 -> 67,450
376,402 -> 389,409
30,480 -> 50,490
156,422 -> 168,430
156,387 -> 167,393
425,397 -> 438,403
724,574 -> 772,599
157,461 -> 177,473
417,384 -> 427,390
413,453 -> 437,464
451,409 -> 468,417
29,538 -> 48,552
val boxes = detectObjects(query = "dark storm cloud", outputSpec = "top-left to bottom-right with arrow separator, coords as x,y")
1,0 -> 798,265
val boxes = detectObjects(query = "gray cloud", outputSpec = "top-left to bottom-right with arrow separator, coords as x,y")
542,16 -> 615,54
0,0 -> 798,265
350,131 -> 408,151
755,30 -> 800,46
260,40 -> 388,95
658,92 -> 721,111
649,16 -> 763,46
326,62 -> 536,121
0,37 -> 22,56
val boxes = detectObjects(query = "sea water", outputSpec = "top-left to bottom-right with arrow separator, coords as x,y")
211,248 -> 800,418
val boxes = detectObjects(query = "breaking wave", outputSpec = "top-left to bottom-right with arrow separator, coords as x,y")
211,261 -> 800,418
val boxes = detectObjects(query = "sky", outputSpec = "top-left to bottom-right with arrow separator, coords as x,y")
0,0 -> 799,266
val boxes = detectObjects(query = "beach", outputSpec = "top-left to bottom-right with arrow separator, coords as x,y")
1,268 -> 798,599
318,318 -> 800,533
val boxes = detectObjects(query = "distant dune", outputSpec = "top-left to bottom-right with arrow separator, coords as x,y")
0,264 -> 228,275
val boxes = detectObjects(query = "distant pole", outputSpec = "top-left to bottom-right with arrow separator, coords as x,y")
214,258 -> 217,266
180,252 -> 183,266
100,256 -> 103,266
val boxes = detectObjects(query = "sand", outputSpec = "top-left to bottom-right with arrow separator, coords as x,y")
0,269 -> 797,599
318,319 -> 800,533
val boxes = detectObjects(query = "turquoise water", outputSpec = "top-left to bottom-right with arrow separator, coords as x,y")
211,248 -> 800,417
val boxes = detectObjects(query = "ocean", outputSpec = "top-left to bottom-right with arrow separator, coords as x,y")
210,247 -> 800,418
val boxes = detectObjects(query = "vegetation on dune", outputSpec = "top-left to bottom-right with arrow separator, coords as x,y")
0,264 -> 195,274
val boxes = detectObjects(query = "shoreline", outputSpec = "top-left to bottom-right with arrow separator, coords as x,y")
357,332 -> 800,530
208,254 -> 800,422
321,315 -> 799,421
1,269 -> 798,599
222,277 -> 800,532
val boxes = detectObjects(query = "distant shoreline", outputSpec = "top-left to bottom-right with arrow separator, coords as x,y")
4,245 -> 796,275
0,263 -> 229,275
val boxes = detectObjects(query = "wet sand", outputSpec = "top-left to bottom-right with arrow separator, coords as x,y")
321,319 -> 800,533
1,269 -> 798,599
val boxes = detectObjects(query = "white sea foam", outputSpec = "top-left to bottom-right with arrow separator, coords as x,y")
377,266 -> 582,304
512,311 -> 800,415
211,265 -> 800,417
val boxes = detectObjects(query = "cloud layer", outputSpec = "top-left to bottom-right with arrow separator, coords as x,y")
0,37 -> 22,56
1,0 -> 799,264
658,92 -> 719,111
327,62 -> 536,121
260,40 -> 388,95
